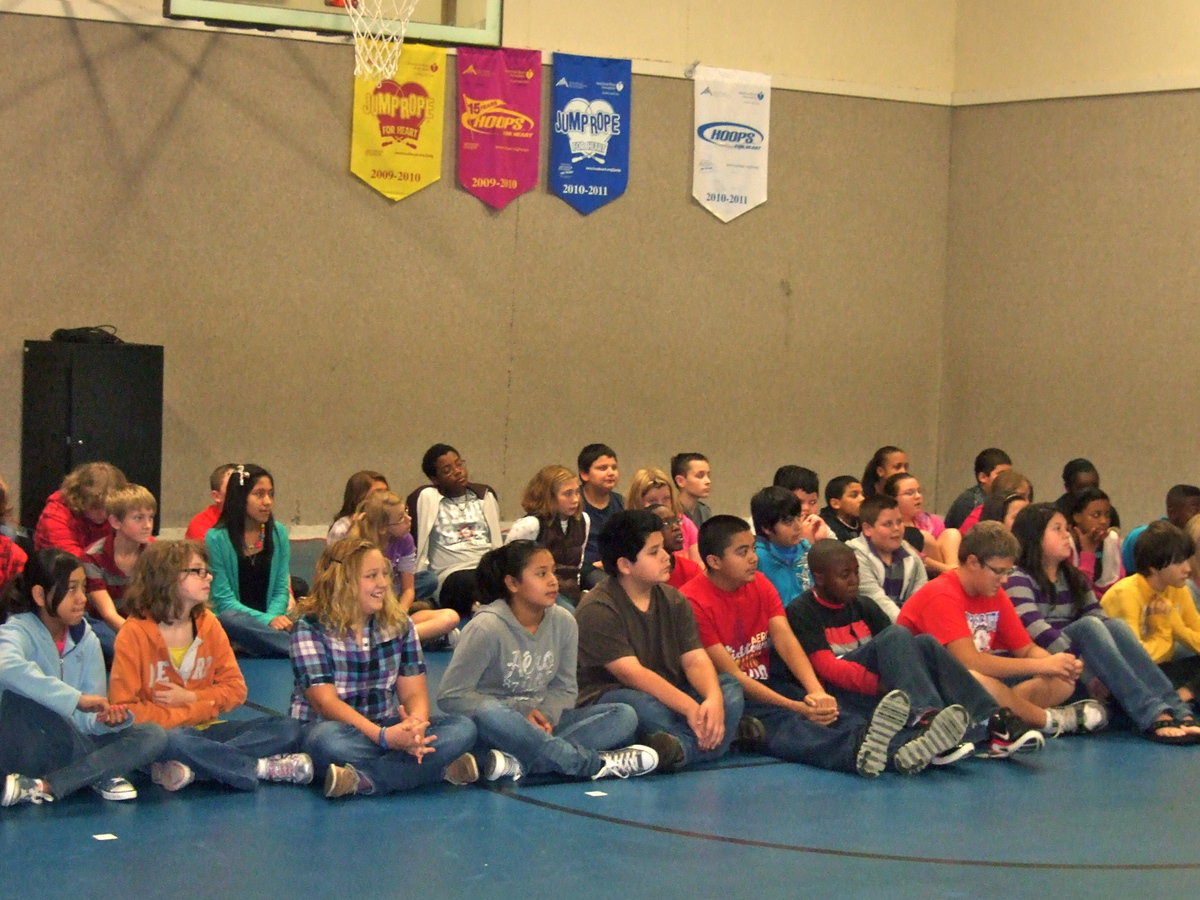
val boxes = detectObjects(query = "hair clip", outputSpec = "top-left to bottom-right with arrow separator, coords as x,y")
235,464 -> 248,487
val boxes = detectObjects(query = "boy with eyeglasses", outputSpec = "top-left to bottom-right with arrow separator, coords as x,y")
898,522 -> 1103,737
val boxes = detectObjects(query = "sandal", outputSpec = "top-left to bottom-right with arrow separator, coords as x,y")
1174,714 -> 1200,736
1145,716 -> 1199,745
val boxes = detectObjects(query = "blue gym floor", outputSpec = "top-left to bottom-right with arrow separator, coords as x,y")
2,651 -> 1196,898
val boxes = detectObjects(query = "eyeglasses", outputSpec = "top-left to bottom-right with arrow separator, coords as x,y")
183,567 -> 214,579
982,562 -> 1014,577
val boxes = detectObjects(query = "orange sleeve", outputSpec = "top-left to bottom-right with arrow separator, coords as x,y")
190,614 -> 247,714
109,621 -> 221,728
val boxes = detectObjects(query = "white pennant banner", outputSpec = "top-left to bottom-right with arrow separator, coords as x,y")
692,65 -> 771,223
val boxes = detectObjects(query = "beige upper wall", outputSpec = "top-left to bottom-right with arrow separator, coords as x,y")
504,0 -> 957,102
13,0 -> 1200,104
954,0 -> 1200,104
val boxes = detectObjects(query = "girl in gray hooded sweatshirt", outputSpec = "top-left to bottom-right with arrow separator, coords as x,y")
436,541 -> 659,781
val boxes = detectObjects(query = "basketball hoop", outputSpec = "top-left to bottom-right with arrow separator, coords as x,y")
343,0 -> 420,81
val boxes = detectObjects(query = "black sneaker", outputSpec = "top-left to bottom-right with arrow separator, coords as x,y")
855,689 -> 911,778
732,715 -> 767,753
893,705 -> 970,775
980,707 -> 1046,758
644,731 -> 685,773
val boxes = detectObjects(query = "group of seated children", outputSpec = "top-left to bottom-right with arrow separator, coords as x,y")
4,438 -> 1200,808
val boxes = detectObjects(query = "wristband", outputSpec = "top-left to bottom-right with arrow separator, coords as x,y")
378,725 -> 388,749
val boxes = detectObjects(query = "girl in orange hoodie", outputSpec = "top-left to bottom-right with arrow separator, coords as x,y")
109,540 -> 311,792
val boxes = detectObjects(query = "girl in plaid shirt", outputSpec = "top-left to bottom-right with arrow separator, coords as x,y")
289,538 -> 478,798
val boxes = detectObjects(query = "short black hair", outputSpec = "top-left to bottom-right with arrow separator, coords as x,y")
597,509 -> 661,577
1133,520 -> 1194,576
824,475 -> 859,505
858,494 -> 898,527
578,443 -> 617,474
698,515 -> 752,569
670,452 -> 708,481
750,486 -> 800,536
1165,484 -> 1200,509
1063,486 -> 1110,520
421,443 -> 459,480
772,465 -> 818,494
974,448 -> 1012,477
807,538 -> 855,577
1061,458 -> 1098,489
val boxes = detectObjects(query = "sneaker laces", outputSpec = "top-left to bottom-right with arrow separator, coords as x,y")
599,747 -> 647,779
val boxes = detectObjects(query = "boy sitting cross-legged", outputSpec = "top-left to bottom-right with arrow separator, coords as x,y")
789,539 -> 1042,760
681,516 -> 971,777
898,522 -> 1107,738
575,510 -> 742,772
649,504 -> 703,590
847,495 -> 927,622
83,484 -> 158,659
578,443 -> 624,591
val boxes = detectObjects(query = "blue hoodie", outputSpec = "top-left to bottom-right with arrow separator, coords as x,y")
0,612 -> 126,736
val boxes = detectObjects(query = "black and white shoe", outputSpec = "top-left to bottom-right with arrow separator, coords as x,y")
855,689 -> 911,778
893,705 -> 970,775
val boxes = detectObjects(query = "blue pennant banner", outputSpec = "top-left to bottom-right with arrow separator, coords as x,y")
551,53 -> 632,214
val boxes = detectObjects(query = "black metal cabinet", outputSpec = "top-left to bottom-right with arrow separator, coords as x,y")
20,341 -> 163,531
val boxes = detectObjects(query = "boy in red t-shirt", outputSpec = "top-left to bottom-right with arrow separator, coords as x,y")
650,504 -> 702,590
681,515 -> 969,777
898,521 -> 1107,738
185,463 -> 237,541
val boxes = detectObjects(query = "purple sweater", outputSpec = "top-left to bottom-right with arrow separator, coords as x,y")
1006,565 -> 1104,653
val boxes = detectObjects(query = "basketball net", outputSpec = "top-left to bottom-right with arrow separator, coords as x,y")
344,0 -> 420,81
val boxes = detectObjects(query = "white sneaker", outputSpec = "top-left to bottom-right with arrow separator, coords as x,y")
2,774 -> 53,807
260,753 -> 314,785
592,744 -> 659,780
1047,699 -> 1109,736
151,761 -> 195,792
482,749 -> 524,782
92,777 -> 138,801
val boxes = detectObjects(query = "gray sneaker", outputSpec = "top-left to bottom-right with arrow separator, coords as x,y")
894,705 -> 970,775
592,744 -> 659,780
855,689 -> 911,778
92,777 -> 137,801
2,774 -> 53,807
482,750 -> 524,782
261,753 -> 314,785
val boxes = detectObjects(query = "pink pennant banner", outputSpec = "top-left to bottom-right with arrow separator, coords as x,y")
457,47 -> 542,209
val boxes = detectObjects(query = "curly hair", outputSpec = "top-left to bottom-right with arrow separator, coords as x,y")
293,538 -> 409,637
125,540 -> 209,623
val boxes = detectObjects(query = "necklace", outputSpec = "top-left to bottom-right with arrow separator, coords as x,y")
245,522 -> 266,553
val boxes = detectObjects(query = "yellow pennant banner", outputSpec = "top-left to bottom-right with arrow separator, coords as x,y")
350,43 -> 446,201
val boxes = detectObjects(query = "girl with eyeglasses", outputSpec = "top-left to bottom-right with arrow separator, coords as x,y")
349,491 -> 459,646
108,540 -> 311,791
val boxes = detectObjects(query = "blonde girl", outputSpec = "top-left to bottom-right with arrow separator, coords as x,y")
289,538 -> 478,798
349,492 -> 459,644
626,467 -> 702,563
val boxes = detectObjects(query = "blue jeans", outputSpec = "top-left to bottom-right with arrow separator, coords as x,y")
749,679 -> 865,774
1065,616 -> 1192,730
414,570 -> 439,602
161,717 -> 303,790
301,714 -> 476,795
217,609 -> 292,657
472,701 -> 637,778
0,691 -> 167,799
841,627 -> 998,743
602,672 -> 744,767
